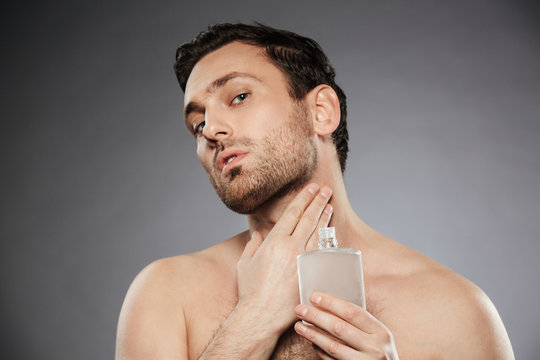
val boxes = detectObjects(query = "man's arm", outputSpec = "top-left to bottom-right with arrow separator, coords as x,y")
439,284 -> 515,359
115,259 -> 189,360
116,183 -> 333,359
199,183 -> 333,359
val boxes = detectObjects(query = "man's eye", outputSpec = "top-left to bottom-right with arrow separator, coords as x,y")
194,121 -> 205,135
231,93 -> 249,105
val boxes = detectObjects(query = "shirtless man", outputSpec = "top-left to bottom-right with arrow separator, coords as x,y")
115,23 -> 514,359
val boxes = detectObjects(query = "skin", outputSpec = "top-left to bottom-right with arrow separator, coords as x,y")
115,42 -> 515,359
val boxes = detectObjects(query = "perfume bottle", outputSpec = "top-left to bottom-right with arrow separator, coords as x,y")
297,227 -> 366,308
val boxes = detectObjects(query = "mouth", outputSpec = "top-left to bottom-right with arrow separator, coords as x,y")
217,149 -> 248,175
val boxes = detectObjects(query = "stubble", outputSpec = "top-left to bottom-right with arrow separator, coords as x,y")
208,102 -> 318,214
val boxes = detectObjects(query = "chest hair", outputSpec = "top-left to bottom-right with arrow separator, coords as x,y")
270,326 -> 321,360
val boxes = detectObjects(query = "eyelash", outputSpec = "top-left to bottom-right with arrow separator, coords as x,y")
194,121 -> 205,136
231,92 -> 249,105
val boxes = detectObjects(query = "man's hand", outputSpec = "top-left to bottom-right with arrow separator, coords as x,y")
294,292 -> 399,360
236,183 -> 333,334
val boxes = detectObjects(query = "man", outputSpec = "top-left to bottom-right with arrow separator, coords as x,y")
116,23 -> 514,359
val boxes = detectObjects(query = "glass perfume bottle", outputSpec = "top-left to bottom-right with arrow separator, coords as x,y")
297,227 -> 366,308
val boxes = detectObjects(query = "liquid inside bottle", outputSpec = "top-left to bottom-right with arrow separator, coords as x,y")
297,227 -> 366,308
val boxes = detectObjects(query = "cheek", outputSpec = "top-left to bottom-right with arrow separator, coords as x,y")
196,144 -> 212,172
262,101 -> 290,120
196,143 -> 204,159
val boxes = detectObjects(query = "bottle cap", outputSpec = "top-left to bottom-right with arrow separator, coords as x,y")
318,227 -> 335,240
318,227 -> 338,248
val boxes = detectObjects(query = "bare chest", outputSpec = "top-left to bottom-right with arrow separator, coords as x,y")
183,253 -> 440,359
186,293 -> 441,359
186,296 -> 321,359
185,275 -> 322,359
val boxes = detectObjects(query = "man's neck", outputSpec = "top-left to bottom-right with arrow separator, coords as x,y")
247,189 -> 300,237
246,161 -> 374,250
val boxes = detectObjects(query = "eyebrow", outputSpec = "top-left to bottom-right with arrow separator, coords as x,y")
184,72 -> 262,121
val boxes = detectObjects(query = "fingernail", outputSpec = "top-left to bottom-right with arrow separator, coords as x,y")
295,322 -> 307,333
312,294 -> 322,304
308,184 -> 319,194
296,305 -> 308,317
320,187 -> 332,199
324,204 -> 333,215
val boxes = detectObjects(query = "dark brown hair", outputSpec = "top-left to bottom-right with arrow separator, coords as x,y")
175,23 -> 349,172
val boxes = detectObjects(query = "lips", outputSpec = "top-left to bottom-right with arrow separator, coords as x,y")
216,148 -> 248,175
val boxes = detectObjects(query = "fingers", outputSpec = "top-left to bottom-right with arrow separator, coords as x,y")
271,183 -> 323,235
239,231 -> 263,261
295,294 -> 397,359
295,302 -> 371,352
313,345 -> 336,360
291,186 -> 332,241
308,292 -> 380,334
304,203 -> 333,251
294,321 -> 357,359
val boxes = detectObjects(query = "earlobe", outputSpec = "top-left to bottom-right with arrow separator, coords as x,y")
309,85 -> 341,136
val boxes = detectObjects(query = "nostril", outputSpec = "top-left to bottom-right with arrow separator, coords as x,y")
202,116 -> 232,141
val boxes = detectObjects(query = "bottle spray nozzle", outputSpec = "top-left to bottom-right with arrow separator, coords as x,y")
318,227 -> 338,248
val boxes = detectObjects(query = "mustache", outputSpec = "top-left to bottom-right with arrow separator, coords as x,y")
213,137 -> 256,164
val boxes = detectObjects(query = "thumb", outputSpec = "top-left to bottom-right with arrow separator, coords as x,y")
240,230 -> 264,261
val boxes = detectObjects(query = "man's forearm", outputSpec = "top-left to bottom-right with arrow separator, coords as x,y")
198,303 -> 283,359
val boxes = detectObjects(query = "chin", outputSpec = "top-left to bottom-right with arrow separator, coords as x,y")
218,173 -> 312,215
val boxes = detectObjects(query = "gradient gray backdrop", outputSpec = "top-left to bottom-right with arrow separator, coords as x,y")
2,0 -> 539,359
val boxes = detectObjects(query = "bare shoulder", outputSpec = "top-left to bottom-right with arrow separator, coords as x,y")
379,249 -> 514,359
115,232 -> 248,360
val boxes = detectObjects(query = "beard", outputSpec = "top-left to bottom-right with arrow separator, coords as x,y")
207,102 -> 318,214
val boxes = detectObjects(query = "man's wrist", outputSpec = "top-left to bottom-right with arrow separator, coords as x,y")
232,298 -> 286,339
199,300 -> 283,359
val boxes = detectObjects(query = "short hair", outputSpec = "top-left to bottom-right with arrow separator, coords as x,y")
175,23 -> 349,172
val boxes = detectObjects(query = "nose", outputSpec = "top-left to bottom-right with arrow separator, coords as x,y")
202,109 -> 232,144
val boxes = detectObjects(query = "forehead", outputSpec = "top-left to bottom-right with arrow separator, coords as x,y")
184,42 -> 286,103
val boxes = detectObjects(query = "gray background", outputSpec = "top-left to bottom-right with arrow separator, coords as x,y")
2,0 -> 539,359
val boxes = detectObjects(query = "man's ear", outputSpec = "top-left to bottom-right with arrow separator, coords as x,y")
306,84 -> 341,136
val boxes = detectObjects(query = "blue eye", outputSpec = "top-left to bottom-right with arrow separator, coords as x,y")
232,93 -> 249,105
